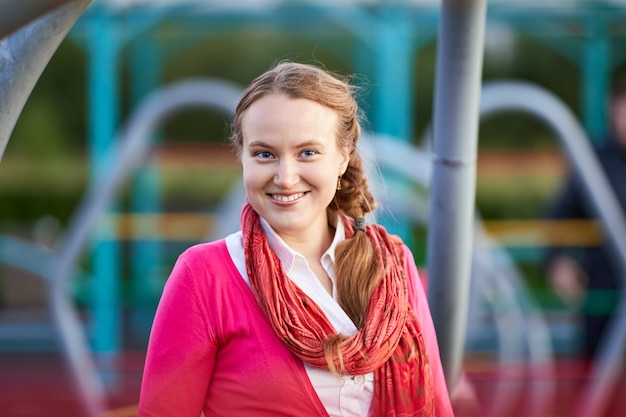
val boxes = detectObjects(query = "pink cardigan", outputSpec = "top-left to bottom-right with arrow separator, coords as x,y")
138,239 -> 453,417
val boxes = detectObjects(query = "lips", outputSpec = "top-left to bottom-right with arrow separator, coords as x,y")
271,192 -> 305,203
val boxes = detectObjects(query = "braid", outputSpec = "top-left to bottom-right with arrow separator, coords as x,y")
333,151 -> 380,328
335,152 -> 376,219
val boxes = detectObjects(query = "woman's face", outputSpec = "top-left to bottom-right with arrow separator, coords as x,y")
240,93 -> 350,240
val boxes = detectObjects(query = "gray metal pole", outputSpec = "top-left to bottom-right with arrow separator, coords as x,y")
0,0 -> 91,161
427,0 -> 487,389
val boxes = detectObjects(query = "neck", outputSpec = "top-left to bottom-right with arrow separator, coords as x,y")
280,225 -> 333,261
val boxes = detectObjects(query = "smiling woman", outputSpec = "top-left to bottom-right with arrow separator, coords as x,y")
138,61 -> 454,417
240,94 -> 349,248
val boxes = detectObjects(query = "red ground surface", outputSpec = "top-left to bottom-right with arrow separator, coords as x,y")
2,351 -> 626,417
0,351 -> 143,417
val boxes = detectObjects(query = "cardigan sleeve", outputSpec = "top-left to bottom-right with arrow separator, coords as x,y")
401,244 -> 455,417
138,254 -> 216,417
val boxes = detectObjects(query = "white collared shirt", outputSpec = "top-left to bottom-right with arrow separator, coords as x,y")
225,217 -> 375,417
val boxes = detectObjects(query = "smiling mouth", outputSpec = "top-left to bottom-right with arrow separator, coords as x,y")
271,192 -> 306,203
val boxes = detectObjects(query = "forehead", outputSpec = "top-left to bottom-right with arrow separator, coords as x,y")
244,93 -> 337,119
241,93 -> 339,140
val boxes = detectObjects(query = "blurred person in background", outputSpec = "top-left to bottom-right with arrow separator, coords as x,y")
138,61 -> 455,416
545,74 -> 626,360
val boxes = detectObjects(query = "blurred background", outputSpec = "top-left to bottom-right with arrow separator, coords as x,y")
1,0 -> 625,416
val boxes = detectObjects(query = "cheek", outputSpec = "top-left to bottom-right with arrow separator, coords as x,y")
314,168 -> 341,192
242,168 -> 260,187
298,163 -> 328,183
241,163 -> 262,190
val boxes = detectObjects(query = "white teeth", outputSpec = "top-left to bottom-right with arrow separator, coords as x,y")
272,193 -> 304,202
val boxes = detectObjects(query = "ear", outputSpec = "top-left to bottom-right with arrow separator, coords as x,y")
339,146 -> 352,174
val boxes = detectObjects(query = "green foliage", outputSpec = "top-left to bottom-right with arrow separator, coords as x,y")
0,156 -> 86,224
8,40 -> 87,157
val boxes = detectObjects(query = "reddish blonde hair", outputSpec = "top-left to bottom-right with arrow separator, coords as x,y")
230,61 -> 380,327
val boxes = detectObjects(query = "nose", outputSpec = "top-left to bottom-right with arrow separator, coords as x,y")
274,159 -> 299,189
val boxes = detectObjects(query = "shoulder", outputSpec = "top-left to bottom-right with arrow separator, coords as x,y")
388,234 -> 413,269
177,239 -> 230,269
391,240 -> 429,307
182,238 -> 229,257
165,238 -> 240,295
374,227 -> 425,295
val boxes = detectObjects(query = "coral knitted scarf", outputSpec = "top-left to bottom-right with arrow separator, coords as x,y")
241,203 -> 434,416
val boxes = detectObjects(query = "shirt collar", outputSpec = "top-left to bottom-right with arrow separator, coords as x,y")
324,216 -> 345,266
259,215 -> 346,274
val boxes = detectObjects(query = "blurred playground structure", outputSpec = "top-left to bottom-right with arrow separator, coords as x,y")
1,0 -> 626,416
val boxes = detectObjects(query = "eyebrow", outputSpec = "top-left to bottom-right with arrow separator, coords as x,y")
246,140 -> 271,149
246,139 -> 326,149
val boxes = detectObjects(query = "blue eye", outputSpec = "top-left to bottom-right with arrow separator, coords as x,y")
301,149 -> 317,158
255,151 -> 273,159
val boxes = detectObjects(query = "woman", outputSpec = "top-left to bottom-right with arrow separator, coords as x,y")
138,61 -> 454,416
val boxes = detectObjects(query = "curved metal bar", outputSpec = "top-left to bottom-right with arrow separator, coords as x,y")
0,235 -> 58,279
471,222 -> 554,417
208,178 -> 247,241
0,0 -> 91,160
479,80 -> 626,417
55,78 -> 241,269
49,78 -> 241,417
0,0 -> 74,39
